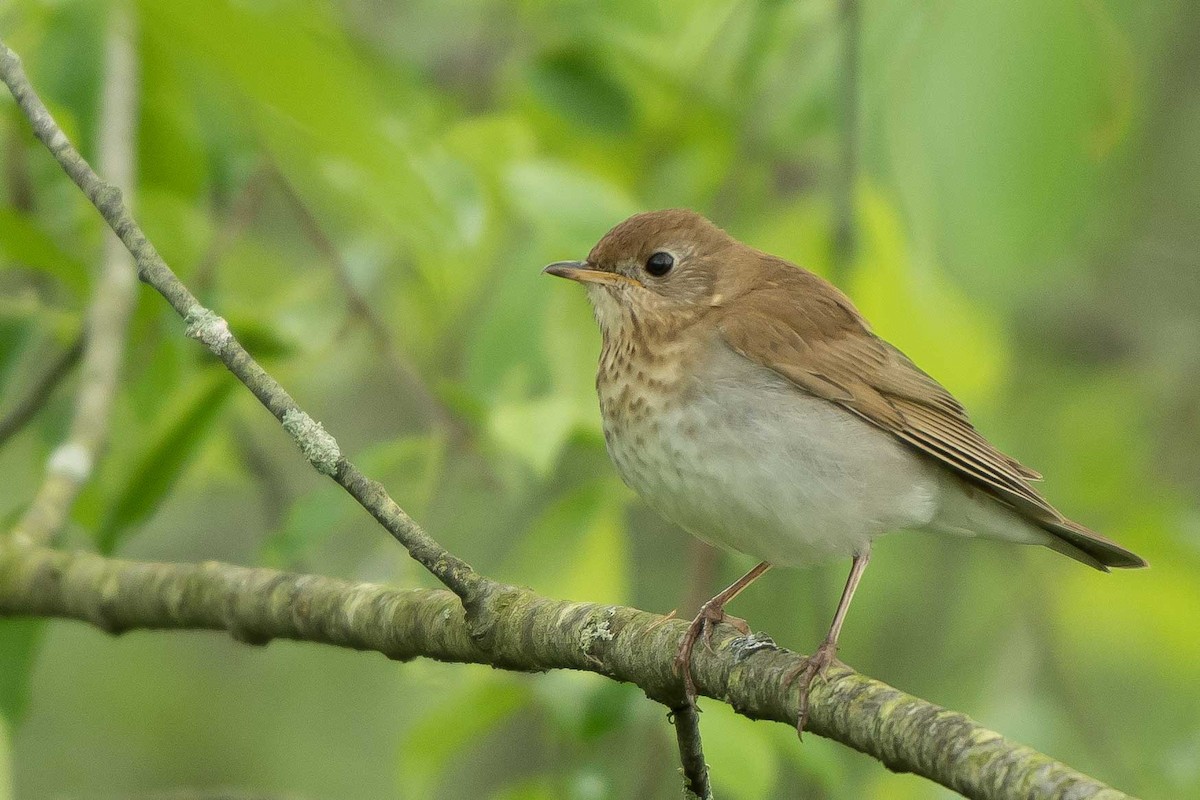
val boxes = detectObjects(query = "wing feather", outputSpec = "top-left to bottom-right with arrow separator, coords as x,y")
717,268 -> 1143,569
717,283 -> 1042,504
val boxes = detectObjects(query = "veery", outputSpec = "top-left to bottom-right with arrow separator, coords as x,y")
544,209 -> 1145,731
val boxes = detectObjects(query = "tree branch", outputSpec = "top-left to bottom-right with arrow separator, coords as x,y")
0,542 -> 1133,800
9,7 -> 138,546
0,37 -> 491,607
671,702 -> 712,799
0,331 -> 83,449
676,541 -> 719,798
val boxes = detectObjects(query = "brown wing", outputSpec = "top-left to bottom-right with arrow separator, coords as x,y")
717,267 -> 1145,569
718,277 -> 1047,510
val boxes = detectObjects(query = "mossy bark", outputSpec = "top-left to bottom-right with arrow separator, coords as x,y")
0,542 -> 1133,800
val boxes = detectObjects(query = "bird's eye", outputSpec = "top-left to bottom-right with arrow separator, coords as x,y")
645,251 -> 674,277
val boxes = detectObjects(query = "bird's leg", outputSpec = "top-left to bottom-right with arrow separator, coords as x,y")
675,561 -> 771,705
784,548 -> 871,736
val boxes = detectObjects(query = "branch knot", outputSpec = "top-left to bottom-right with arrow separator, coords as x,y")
184,306 -> 233,356
281,409 -> 341,476
93,182 -> 122,212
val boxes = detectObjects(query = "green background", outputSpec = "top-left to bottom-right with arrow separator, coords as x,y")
1,1 -> 1198,798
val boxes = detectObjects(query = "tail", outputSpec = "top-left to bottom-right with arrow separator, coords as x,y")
1040,516 -> 1147,572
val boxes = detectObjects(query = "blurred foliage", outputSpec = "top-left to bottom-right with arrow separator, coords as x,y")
1,0 -> 1198,798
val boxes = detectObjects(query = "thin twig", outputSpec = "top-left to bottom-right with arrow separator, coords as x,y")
0,36 -> 491,605
671,704 -> 712,800
8,6 -> 138,546
0,542 -> 1137,800
4,122 -> 34,211
230,418 -> 290,535
0,332 -> 84,448
638,538 -> 718,799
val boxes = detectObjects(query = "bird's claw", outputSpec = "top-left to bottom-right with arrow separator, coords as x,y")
723,613 -> 751,637
674,601 -> 749,705
783,639 -> 840,738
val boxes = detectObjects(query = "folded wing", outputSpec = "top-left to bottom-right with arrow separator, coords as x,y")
718,265 -> 1145,570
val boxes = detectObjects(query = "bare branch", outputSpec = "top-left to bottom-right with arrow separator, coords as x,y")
0,331 -> 83,448
673,542 -> 721,793
671,703 -> 712,800
0,37 -> 489,605
8,7 -> 138,546
0,542 -> 1135,800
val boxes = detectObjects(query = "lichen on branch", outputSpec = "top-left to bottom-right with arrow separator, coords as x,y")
0,542 -> 1134,800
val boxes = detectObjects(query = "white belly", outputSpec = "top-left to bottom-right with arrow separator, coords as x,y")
602,344 -> 944,566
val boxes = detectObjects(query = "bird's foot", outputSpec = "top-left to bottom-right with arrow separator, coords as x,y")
674,601 -> 751,705
782,638 -> 840,738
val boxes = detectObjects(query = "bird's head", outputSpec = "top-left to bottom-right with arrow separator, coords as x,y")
543,209 -> 748,336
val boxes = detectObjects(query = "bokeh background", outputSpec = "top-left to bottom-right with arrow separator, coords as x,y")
2,1 -> 1198,798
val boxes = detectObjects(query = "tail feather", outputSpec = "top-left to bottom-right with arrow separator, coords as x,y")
1040,516 -> 1147,572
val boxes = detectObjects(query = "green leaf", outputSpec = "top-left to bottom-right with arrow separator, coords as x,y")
774,717 -> 847,795
502,481 -> 631,604
135,188 -> 214,278
397,674 -> 528,798
469,163 -> 634,477
529,50 -> 635,135
0,209 -> 88,297
487,394 -> 580,477
701,701 -> 780,799
139,34 -> 210,199
542,284 -> 603,421
0,319 -> 35,397
222,315 -> 296,363
528,675 -> 635,747
0,713 -> 12,800
577,680 -> 634,742
94,368 -> 235,553
259,484 -> 344,570
847,185 -> 1008,409
261,435 -> 444,568
503,159 -> 638,253
489,779 -> 558,800
354,435 -> 447,521
442,114 -> 537,180
0,618 -> 45,725
878,1 -> 1122,295
138,0 -> 448,254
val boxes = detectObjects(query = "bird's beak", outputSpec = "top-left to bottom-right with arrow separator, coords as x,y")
542,261 -> 643,288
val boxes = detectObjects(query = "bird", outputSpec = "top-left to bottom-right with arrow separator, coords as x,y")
542,208 -> 1146,731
